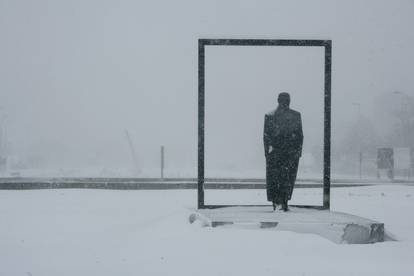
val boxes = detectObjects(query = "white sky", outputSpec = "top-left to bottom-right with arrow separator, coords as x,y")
0,0 -> 413,176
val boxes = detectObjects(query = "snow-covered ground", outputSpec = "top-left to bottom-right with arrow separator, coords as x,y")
1,185 -> 413,276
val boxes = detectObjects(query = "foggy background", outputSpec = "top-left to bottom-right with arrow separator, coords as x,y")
205,46 -> 324,178
1,0 -> 413,178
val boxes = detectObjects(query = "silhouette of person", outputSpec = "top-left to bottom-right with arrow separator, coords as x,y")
263,92 -> 303,211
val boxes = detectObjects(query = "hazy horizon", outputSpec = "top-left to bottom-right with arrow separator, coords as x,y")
1,0 -> 413,177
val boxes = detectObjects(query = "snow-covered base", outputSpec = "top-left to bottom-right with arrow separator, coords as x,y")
191,207 -> 385,244
1,185 -> 413,276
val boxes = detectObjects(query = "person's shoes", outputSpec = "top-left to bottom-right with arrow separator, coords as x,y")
272,201 -> 277,211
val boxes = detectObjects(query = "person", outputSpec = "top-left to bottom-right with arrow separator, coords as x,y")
263,92 -> 303,211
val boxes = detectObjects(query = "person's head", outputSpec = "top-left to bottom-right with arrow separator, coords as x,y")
278,92 -> 290,108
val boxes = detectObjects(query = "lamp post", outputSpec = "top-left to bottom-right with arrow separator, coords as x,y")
0,109 -> 7,173
393,91 -> 412,147
160,145 -> 164,179
352,102 -> 362,179
393,91 -> 413,179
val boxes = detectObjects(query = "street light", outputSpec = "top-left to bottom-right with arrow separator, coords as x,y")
392,91 -> 413,179
352,102 -> 362,179
392,91 -> 412,147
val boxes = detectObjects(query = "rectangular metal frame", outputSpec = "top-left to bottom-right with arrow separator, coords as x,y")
198,39 -> 332,209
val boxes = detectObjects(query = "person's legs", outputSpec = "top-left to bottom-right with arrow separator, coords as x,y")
282,193 -> 289,211
267,153 -> 280,210
280,189 -> 289,212
287,157 -> 299,200
277,156 -> 290,211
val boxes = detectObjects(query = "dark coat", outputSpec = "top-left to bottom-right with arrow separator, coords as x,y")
263,106 -> 303,203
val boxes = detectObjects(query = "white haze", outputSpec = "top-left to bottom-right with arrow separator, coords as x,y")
0,0 -> 413,177
205,46 -> 324,178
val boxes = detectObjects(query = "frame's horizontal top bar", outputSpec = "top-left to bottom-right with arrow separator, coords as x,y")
199,39 -> 331,47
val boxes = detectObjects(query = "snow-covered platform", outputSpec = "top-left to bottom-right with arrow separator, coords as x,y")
189,206 -> 385,244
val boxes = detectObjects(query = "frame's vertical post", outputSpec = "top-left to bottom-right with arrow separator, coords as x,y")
323,40 -> 332,210
198,39 -> 205,209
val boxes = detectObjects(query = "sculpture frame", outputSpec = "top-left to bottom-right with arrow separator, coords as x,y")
198,39 -> 332,210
